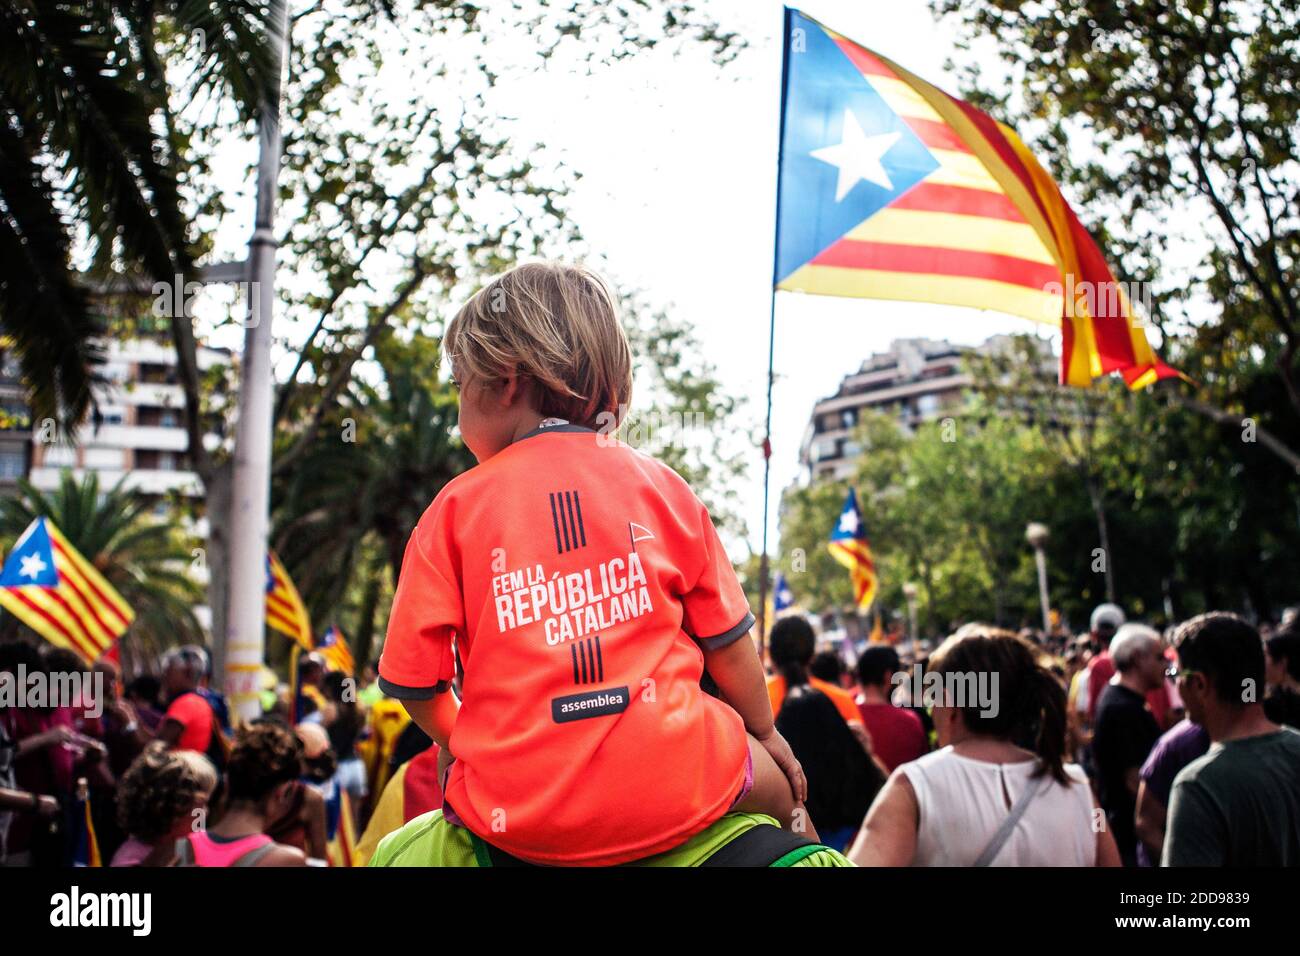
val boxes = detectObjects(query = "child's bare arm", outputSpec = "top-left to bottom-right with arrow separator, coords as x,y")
701,632 -> 775,736
703,632 -> 807,804
400,689 -> 459,751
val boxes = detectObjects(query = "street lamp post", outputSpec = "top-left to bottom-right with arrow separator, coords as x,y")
1026,522 -> 1051,634
224,3 -> 291,722
902,582 -> 919,643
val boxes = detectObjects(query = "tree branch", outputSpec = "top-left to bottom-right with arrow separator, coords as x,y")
1171,393 -> 1300,474
272,260 -> 430,476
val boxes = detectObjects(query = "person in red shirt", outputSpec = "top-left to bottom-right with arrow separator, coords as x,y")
1084,603 -> 1125,721
854,646 -> 929,772
379,262 -> 807,865
158,647 -> 215,755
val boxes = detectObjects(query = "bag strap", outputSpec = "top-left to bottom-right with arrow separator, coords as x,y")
233,841 -> 277,867
173,837 -> 194,866
468,823 -> 825,868
701,823 -> 821,867
972,770 -> 1049,867
468,832 -> 532,868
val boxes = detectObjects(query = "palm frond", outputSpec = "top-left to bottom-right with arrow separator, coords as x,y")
169,0 -> 285,119
0,90 -> 104,426
1,1 -> 192,279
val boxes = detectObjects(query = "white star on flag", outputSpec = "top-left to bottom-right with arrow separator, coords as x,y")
838,509 -> 860,535
19,553 -> 47,579
810,109 -> 902,201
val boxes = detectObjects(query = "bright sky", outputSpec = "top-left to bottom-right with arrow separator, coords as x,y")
199,0 -> 1205,561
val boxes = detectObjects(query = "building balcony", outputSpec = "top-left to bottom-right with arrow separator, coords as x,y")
83,424 -> 190,452
28,466 -> 204,497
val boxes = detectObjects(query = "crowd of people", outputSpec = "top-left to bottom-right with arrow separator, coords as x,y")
1,602 -> 1296,867
0,640 -> 415,868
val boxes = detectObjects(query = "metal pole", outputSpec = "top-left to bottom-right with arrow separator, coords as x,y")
223,2 -> 290,722
758,8 -> 795,665
757,286 -> 776,663
1034,546 -> 1051,634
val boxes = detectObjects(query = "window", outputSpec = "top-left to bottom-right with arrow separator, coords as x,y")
0,445 -> 26,479
95,410 -> 124,426
138,364 -> 178,385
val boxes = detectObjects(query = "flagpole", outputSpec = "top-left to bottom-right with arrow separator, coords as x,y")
758,287 -> 776,661
758,8 -> 795,664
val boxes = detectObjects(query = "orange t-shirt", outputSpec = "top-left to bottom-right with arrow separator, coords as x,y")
378,424 -> 752,865
767,674 -> 863,727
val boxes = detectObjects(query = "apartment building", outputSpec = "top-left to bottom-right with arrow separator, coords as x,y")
797,337 -> 978,483
28,337 -> 229,510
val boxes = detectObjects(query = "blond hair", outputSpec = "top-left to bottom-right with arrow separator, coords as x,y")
444,262 -> 633,430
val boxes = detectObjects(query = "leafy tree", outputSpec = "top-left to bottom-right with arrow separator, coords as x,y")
0,0 -> 282,427
775,409 -> 1063,637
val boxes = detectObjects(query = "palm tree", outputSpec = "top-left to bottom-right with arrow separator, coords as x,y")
270,331 -> 473,665
0,0 -> 283,426
0,470 -> 205,671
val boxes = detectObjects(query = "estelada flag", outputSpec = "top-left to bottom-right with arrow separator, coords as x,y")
266,549 -> 313,651
327,783 -> 358,867
319,624 -> 354,677
0,517 -> 133,664
828,489 -> 878,610
774,8 -> 1180,389
773,571 -> 795,614
72,782 -> 102,867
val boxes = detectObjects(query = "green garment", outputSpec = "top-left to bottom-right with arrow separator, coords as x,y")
368,810 -> 854,867
358,682 -> 384,708
1163,727 -> 1300,866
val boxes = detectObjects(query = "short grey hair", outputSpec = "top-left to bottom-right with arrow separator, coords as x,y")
1110,624 -> 1162,671
163,644 -> 209,678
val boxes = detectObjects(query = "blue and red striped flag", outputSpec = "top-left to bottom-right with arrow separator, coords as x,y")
774,8 -> 1180,389
72,781 -> 102,867
0,517 -> 134,664
828,489 -> 878,610
319,625 -> 354,677
266,549 -> 312,651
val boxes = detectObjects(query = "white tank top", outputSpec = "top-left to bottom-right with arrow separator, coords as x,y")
900,747 -> 1097,866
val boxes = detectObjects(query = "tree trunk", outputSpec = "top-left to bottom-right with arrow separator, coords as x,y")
354,557 -> 384,670
1085,473 -> 1116,603
920,560 -> 937,637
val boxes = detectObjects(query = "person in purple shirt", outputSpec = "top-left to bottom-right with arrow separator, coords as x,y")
1134,718 -> 1210,866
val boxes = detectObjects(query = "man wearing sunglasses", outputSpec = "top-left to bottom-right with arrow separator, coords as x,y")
1163,612 -> 1300,866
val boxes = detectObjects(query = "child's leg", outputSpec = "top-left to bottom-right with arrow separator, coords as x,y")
733,734 -> 820,842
